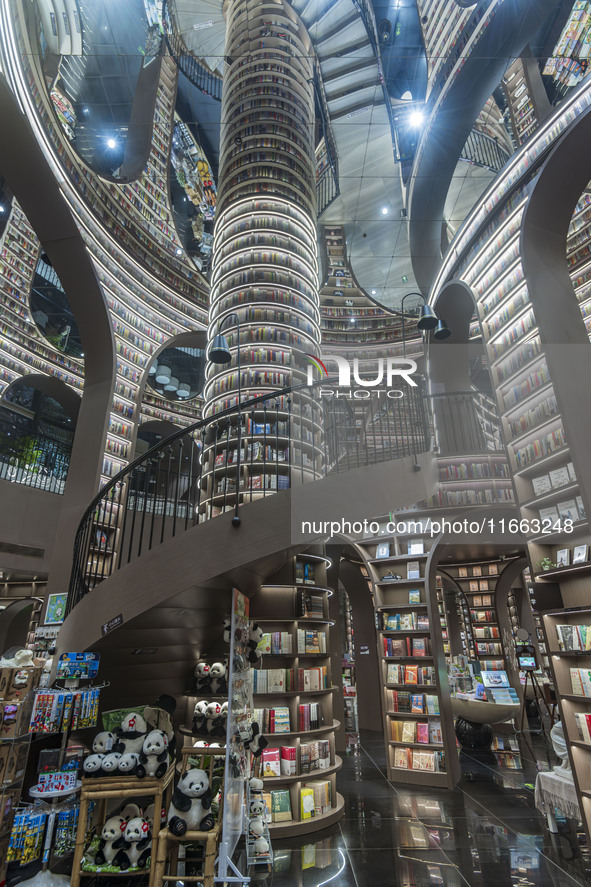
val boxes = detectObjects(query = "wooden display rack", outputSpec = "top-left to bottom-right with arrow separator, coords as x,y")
70,764 -> 175,887
152,747 -> 226,887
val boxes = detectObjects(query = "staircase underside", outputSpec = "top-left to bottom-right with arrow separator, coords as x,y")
57,454 -> 435,707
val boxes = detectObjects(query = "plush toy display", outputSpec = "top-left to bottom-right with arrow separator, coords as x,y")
93,732 -> 116,755
246,623 -> 263,664
167,769 -> 214,836
116,816 -> 152,869
193,661 -> 212,695
136,730 -> 169,779
83,753 -> 104,776
114,713 -> 148,755
192,700 -> 208,734
209,661 -> 227,695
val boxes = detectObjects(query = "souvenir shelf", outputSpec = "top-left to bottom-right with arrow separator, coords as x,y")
542,606 -> 591,845
249,552 -> 344,836
356,520 -> 460,787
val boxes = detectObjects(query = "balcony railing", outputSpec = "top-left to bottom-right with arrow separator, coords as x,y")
0,423 -> 70,493
162,0 -> 223,101
460,129 -> 512,174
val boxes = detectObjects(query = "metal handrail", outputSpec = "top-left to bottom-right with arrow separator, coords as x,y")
67,374 -> 432,611
162,0 -> 223,101
460,129 -> 512,173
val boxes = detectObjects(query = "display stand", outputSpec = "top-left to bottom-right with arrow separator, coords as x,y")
70,763 -> 175,887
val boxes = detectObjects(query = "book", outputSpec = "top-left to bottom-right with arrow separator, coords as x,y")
557,499 -> 578,522
271,789 -> 292,821
304,779 -> 331,815
411,694 -> 424,713
479,580 -> 489,591
576,496 -> 586,520
416,722 -> 429,744
280,746 -> 297,775
532,474 -> 552,495
472,566 -> 482,577
538,505 -> 559,523
407,561 -> 420,579
549,466 -> 570,488
402,721 -> 416,742
573,544 -> 588,564
261,748 -> 281,777
408,589 -> 421,604
488,563 -> 498,575
408,539 -> 424,554
472,595 -> 482,607
300,787 -> 315,819
393,747 -> 409,769
458,567 -> 468,578
376,542 -> 390,559
556,548 -> 570,567
469,581 -> 479,591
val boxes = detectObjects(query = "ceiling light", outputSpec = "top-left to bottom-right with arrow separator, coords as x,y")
155,364 -> 172,383
371,290 -> 376,295
381,207 -> 389,215
148,362 -> 157,375
177,383 -> 191,398
107,138 -> 117,149
164,376 -> 180,392
0,206 -> 5,213
83,107 -> 89,114
176,247 -> 183,255
350,317 -> 355,323
409,111 -> 424,127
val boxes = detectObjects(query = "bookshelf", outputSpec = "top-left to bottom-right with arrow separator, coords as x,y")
249,552 -> 344,836
356,520 -> 460,788
542,606 -> 591,844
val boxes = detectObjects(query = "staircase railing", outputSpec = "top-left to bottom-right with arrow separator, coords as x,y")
460,129 -> 512,173
67,375 -> 432,611
162,0 -> 223,101
66,380 -> 506,613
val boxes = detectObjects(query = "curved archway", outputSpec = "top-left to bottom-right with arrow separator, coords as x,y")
520,100 -> 591,521
2,373 -> 81,421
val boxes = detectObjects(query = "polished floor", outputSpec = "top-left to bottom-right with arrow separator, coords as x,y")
253,728 -> 591,887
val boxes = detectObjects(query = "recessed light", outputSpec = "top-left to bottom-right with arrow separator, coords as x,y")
176,248 -> 183,255
371,290 -> 376,295
0,205 -> 5,213
107,138 -> 117,149
350,317 -> 355,323
83,107 -> 89,114
409,110 -> 424,127
381,207 -> 389,215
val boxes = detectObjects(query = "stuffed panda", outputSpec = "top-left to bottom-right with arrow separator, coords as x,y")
101,752 -> 122,776
193,661 -> 212,695
205,701 -> 222,736
136,730 -> 169,779
93,732 -> 115,755
83,753 -> 104,777
167,769 -> 214,836
223,618 -> 232,646
239,722 -> 267,757
118,753 -> 139,776
249,797 -> 266,816
114,713 -> 148,756
247,623 -> 263,664
193,740 -> 209,749
192,700 -> 208,734
94,804 -> 140,866
115,816 -> 152,870
95,813 -> 127,866
248,818 -> 264,840
209,661 -> 227,695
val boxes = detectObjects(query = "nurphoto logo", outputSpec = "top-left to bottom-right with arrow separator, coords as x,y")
305,354 -> 418,399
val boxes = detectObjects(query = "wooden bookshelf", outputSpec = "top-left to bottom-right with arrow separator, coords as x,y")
356,520 -> 460,788
249,551 -> 343,835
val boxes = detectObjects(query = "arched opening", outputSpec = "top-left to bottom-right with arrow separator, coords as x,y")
0,375 -> 80,492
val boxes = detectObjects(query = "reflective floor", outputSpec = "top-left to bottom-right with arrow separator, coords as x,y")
251,728 -> 591,887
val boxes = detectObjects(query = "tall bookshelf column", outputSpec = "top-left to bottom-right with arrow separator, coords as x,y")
205,0 -> 321,420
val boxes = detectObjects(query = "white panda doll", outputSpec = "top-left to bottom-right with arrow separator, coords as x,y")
167,768 -> 214,836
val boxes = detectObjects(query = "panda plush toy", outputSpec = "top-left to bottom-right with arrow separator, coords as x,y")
83,753 -> 104,776
114,713 -> 148,756
205,701 -> 222,736
136,730 -> 169,779
192,700 -> 208,734
92,732 -> 115,755
101,752 -> 122,776
209,661 -> 227,695
94,803 -> 140,866
167,769 -> 214,836
115,816 -> 152,870
117,753 -> 139,776
246,622 -> 263,664
193,661 -> 212,695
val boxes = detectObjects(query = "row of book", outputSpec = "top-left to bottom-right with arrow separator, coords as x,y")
382,612 -> 429,631
385,664 -> 435,685
470,609 -> 497,623
262,780 -> 332,822
251,667 -> 329,693
297,630 -> 327,654
386,691 -> 440,714
258,740 -> 331,776
390,719 -> 442,744
392,747 -> 446,772
383,637 -> 431,658
557,624 -> 591,651
476,643 -> 503,655
258,632 -> 292,655
570,668 -> 591,696
300,594 -> 324,619
253,706 -> 291,734
474,626 -> 500,639
493,752 -> 523,770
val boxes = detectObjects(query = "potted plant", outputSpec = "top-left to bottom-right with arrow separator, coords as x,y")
536,556 -> 556,572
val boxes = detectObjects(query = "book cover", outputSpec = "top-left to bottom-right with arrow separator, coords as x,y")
488,563 -> 498,575
532,474 -> 552,495
300,787 -> 315,819
458,567 -> 468,578
416,722 -> 429,743
376,542 -> 390,559
557,499 -> 578,522
393,747 -> 409,769
402,721 -> 416,742
556,548 -> 570,567
408,589 -> 421,604
261,748 -> 281,777
407,561 -> 420,579
549,466 -> 570,488
472,565 -> 482,577
408,539 -> 424,554
272,789 -> 292,821
412,637 -> 427,657
573,544 -> 588,564
539,505 -> 560,523
479,580 -> 489,591
280,746 -> 297,775
411,694 -> 424,713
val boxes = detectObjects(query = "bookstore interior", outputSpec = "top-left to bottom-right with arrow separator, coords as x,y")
2,0 -> 591,884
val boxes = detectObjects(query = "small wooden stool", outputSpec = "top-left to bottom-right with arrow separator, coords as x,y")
152,747 -> 226,887
70,763 -> 175,887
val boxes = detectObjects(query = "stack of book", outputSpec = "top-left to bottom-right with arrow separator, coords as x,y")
303,779 -> 331,816
300,739 -> 330,772
300,593 -> 324,619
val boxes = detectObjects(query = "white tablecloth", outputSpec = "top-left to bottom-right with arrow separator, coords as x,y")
535,770 -> 581,820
